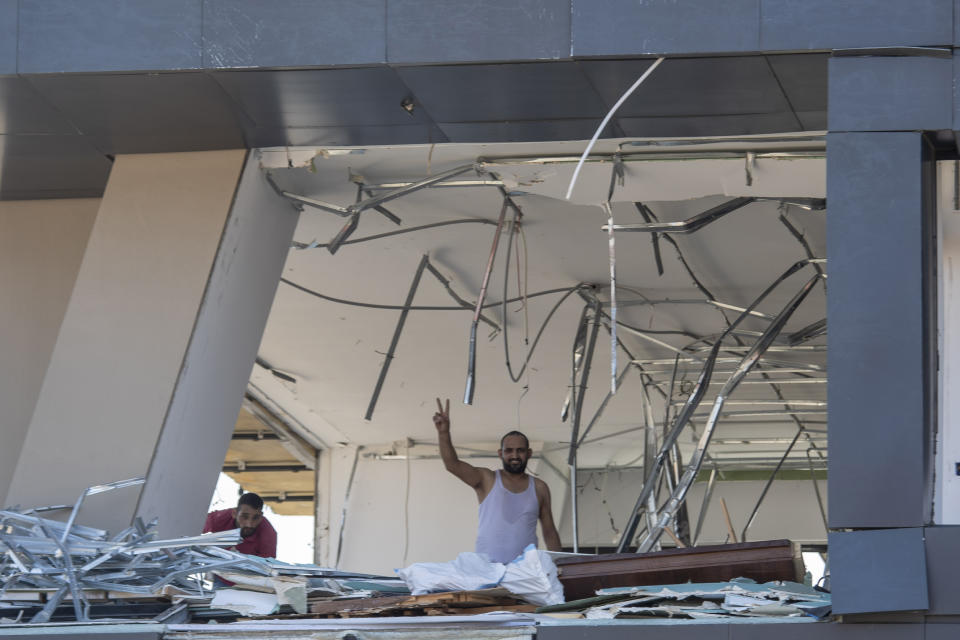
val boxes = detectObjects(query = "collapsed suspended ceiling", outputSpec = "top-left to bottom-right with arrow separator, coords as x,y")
245,134 -> 826,487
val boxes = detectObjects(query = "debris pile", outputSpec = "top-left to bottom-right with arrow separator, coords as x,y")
538,578 -> 831,620
0,478 -> 408,625
0,478 -> 830,627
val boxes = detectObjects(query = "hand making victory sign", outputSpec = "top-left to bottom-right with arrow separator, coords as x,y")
433,397 -> 450,433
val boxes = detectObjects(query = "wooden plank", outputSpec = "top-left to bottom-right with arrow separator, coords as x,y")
309,595 -> 409,615
423,604 -> 538,615
554,539 -> 802,601
308,588 -> 520,616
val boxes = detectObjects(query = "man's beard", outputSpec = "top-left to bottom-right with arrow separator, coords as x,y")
502,458 -> 527,474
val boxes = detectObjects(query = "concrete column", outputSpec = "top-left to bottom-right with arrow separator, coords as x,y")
135,152 -> 301,538
0,199 -> 100,506
5,150 -> 246,535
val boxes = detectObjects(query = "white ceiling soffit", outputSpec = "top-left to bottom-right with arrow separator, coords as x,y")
254,135 -> 827,471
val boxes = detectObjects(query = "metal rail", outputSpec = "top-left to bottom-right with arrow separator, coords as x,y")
634,271 -> 821,552
365,255 -> 429,420
464,198 -> 510,404
614,260 -> 820,552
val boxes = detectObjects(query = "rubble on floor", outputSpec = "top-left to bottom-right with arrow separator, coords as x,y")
0,480 -> 830,628
537,577 -> 831,620
0,482 -> 410,625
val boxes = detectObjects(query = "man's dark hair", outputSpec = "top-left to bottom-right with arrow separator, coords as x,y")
237,492 -> 264,511
500,430 -> 530,449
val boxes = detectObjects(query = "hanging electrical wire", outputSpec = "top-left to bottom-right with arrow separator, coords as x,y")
280,278 -> 580,312
502,201 -> 524,382
291,218 -> 497,250
565,57 -> 665,200
604,155 -> 624,395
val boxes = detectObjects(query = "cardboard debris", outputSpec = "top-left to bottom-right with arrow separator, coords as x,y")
545,577 -> 831,620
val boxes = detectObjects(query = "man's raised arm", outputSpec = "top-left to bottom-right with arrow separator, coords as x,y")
434,397 -> 485,489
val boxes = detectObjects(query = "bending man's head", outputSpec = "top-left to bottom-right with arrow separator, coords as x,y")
499,430 -> 532,475
234,492 -> 264,538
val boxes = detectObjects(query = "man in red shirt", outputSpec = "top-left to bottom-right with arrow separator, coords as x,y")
204,492 -> 277,558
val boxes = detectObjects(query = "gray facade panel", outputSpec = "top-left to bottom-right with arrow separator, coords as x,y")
732,623 -> 923,640
538,623 -> 727,640
927,623 -> 960,640
540,623 -> 929,640
396,63 -> 606,123
0,134 -> 111,200
924,526 -> 960,614
202,0 -> 386,68
766,53 -> 829,114
212,68 -> 430,128
580,57 -> 792,117
954,51 -> 960,130
761,0 -> 952,50
828,56 -> 952,132
826,132 -> 928,528
386,0 -> 570,63
18,0 -> 202,73
0,631 -> 161,640
957,0 -> 960,46
27,73 -> 248,154
0,76 -> 76,135
438,119 -> 615,143
796,110 -> 828,131
618,112 -> 802,137
829,529 -> 928,614
571,0 -> 760,57
0,0 -> 16,75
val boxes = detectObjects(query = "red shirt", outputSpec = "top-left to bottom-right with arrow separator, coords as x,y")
203,508 -> 277,558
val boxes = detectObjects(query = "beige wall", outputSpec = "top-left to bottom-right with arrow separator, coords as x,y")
6,151 -> 246,533
0,199 -> 100,506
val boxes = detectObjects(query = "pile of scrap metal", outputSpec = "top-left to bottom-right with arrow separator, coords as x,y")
538,578 -> 831,620
0,478 -> 407,625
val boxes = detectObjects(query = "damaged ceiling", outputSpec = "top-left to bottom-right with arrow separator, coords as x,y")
247,134 -> 827,486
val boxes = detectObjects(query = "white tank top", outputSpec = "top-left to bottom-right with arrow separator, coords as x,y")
475,470 -> 539,564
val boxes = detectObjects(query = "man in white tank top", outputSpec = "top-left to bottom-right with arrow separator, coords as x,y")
433,398 -> 562,564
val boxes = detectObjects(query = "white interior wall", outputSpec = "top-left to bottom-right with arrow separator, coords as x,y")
316,445 -> 362,567
937,160 -> 960,523
334,449 -> 561,575
327,451 -> 827,574
556,467 -> 828,548
337,456 -> 491,575
0,199 -> 100,506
